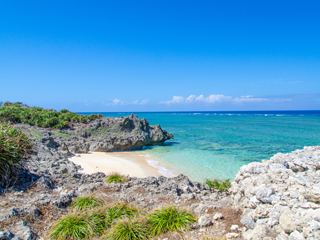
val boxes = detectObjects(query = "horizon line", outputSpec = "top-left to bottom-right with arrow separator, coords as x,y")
76,109 -> 320,113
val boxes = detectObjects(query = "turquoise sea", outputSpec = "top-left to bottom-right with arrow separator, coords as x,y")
79,111 -> 320,182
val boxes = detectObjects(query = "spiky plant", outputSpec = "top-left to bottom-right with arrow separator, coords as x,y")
106,218 -> 149,240
104,203 -> 139,227
86,211 -> 107,236
205,179 -> 231,192
147,205 -> 196,236
0,123 -> 33,185
70,196 -> 104,210
49,212 -> 102,240
106,172 -> 126,183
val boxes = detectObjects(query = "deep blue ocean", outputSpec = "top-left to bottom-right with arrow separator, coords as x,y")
79,111 -> 320,182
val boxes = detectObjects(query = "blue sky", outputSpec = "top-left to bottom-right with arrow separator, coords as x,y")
1,0 -> 319,111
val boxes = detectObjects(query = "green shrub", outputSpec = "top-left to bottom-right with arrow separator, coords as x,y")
70,196 -> 104,210
60,109 -> 69,113
147,205 -> 196,236
49,211 -> 105,240
0,102 -> 103,129
86,211 -> 107,235
205,179 -> 231,192
0,123 -> 33,184
106,172 -> 126,183
106,218 -> 148,240
104,203 -> 139,227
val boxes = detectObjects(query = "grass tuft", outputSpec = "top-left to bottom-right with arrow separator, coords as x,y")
49,212 -> 103,240
147,205 -> 196,236
205,179 -> 231,192
0,123 -> 33,185
106,218 -> 148,240
70,196 -> 104,210
104,203 -> 139,227
106,172 -> 126,183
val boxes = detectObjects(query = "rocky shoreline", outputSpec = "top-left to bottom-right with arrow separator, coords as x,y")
231,146 -> 320,239
0,114 -> 320,239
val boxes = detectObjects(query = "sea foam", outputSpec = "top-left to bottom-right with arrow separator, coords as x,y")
147,160 -> 176,178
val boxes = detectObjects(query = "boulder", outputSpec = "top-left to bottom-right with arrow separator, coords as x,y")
213,212 -> 224,220
288,230 -> 305,240
198,215 -> 212,227
280,210 -> 295,234
9,220 -> 36,240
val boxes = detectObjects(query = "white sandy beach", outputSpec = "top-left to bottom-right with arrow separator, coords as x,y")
69,151 -> 164,178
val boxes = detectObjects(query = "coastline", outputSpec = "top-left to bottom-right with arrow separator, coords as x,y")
69,151 -> 176,178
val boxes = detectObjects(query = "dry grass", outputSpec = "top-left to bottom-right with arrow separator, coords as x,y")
179,198 -> 201,208
156,232 -> 228,240
208,208 -> 243,232
156,231 -> 186,239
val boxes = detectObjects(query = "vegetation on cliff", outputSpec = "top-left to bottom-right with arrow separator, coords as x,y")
105,172 -> 126,183
0,102 -> 102,129
147,205 -> 196,236
0,123 -> 33,185
50,199 -> 196,240
70,196 -> 104,210
205,179 -> 231,192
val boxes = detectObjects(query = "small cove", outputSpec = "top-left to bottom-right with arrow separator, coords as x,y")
79,111 -> 320,182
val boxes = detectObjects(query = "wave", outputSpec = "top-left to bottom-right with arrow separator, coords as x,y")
147,160 -> 176,178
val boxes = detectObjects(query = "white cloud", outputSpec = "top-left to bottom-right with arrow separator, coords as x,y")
160,94 -> 291,105
160,94 -> 233,105
105,98 -> 124,105
205,94 -> 232,103
234,96 -> 292,103
131,99 -> 149,105
105,99 -> 149,106
241,95 -> 254,98
160,96 -> 185,105
186,95 -> 197,103
113,99 -> 121,104
140,99 -> 149,105
233,96 -> 268,103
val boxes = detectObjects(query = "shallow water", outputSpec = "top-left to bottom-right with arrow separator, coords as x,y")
79,111 -> 320,182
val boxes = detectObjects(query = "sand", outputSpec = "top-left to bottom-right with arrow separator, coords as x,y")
69,151 -> 163,178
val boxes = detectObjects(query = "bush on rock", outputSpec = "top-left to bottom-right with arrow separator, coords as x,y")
0,102 -> 103,129
205,179 -> 231,192
0,123 -> 33,185
49,212 -> 104,240
106,218 -> 149,240
106,172 -> 126,183
70,196 -> 104,210
147,205 -> 196,236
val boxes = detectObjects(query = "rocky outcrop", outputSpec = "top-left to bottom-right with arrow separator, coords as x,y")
64,114 -> 173,152
16,114 -> 173,154
231,146 -> 320,239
